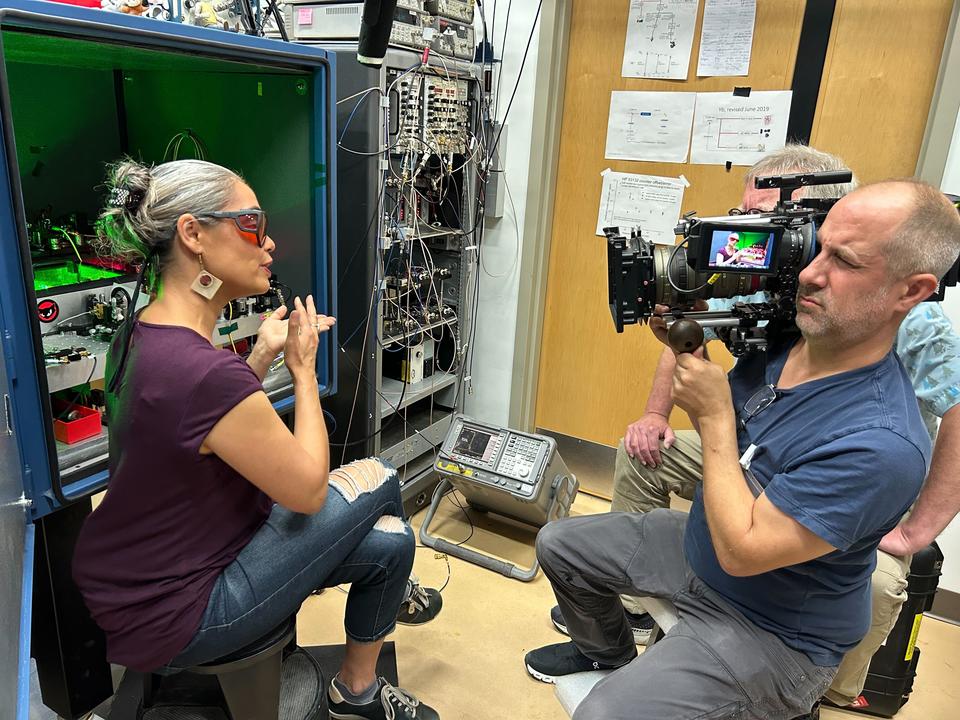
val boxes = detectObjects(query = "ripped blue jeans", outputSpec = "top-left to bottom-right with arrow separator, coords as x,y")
169,458 -> 414,668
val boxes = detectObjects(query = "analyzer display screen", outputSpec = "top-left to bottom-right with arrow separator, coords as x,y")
453,428 -> 495,461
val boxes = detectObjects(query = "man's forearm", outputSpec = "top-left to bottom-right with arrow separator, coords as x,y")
698,411 -> 758,573
646,348 -> 677,417
899,405 -> 960,549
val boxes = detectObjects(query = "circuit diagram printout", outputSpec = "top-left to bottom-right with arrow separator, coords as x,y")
596,171 -> 686,245
690,91 -> 792,165
622,0 -> 699,80
605,90 -> 697,163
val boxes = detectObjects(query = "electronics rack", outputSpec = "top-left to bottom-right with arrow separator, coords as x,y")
321,44 -> 482,513
281,1 -> 477,60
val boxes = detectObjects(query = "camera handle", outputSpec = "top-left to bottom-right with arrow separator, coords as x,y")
667,319 -> 704,354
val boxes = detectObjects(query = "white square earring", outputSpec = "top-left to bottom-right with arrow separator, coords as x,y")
190,253 -> 222,299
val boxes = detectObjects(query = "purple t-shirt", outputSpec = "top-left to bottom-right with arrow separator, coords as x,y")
73,321 -> 271,671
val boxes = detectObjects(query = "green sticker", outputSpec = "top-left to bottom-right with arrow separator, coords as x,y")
257,81 -> 263,97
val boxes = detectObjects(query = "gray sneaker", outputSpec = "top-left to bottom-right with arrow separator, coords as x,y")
329,678 -> 439,720
550,604 -> 654,645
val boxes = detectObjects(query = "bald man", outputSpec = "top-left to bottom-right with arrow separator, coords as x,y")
526,180 -> 960,720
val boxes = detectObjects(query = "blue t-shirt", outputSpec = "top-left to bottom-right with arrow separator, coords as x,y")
684,341 -> 930,666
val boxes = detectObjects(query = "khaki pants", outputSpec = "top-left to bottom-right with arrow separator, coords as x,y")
612,431 -> 911,705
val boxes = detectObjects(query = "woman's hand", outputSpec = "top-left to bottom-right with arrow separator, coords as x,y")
284,295 -> 336,383
255,305 -> 290,361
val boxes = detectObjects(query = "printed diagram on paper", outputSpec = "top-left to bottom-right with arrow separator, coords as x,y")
690,91 -> 792,165
622,0 -> 698,80
605,91 -> 696,163
596,171 -> 686,245
706,114 -> 773,151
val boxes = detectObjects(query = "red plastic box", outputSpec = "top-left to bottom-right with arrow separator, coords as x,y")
52,401 -> 102,444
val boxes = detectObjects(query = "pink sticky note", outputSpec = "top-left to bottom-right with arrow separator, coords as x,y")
297,7 -> 313,25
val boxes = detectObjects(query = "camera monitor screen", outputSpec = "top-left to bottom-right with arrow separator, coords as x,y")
705,227 -> 778,273
453,427 -> 496,462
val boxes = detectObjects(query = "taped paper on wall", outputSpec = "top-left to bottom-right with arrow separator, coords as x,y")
622,0 -> 699,80
605,91 -> 697,163
690,90 -> 792,165
697,0 -> 757,77
596,171 -> 686,245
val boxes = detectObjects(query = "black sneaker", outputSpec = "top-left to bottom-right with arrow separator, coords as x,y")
396,575 -> 443,625
524,641 -> 635,684
329,677 -> 439,720
550,605 -> 655,645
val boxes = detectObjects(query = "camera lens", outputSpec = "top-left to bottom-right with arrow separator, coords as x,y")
652,244 -> 769,307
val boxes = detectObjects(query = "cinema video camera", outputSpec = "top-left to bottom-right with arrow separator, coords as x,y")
606,171 -> 960,357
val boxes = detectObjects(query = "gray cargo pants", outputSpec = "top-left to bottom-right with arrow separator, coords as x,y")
612,430 -> 911,706
536,509 -> 837,720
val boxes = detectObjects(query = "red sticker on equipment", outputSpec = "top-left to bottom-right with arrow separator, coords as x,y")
37,299 -> 59,323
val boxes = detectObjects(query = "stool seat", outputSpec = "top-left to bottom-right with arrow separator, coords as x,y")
639,595 -> 680,644
192,616 -> 296,672
554,670 -> 612,716
555,670 -> 817,719
144,616 -> 297,720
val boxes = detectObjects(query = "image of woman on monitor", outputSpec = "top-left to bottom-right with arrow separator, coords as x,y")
715,232 -> 745,267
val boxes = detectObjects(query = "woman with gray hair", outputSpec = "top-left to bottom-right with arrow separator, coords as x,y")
72,159 -> 441,720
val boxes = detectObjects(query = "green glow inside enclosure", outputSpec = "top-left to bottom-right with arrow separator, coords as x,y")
33,262 -> 123,291
3,28 -> 317,298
